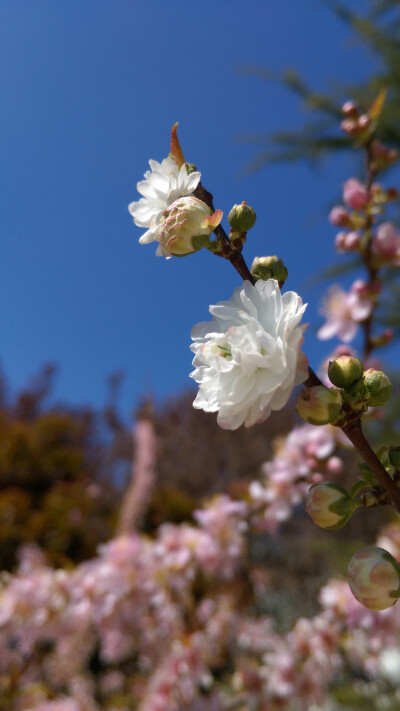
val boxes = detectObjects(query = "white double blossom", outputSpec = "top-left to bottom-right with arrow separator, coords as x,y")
129,157 -> 201,257
190,279 -> 308,430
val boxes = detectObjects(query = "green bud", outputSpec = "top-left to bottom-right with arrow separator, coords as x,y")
228,202 -> 256,233
363,368 -> 393,406
388,446 -> 400,470
251,256 -> 288,283
348,547 -> 400,610
296,386 -> 342,425
305,482 -> 357,530
328,356 -> 364,389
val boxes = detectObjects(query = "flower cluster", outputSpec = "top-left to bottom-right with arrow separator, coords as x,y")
249,423 -> 343,531
4,518 -> 400,710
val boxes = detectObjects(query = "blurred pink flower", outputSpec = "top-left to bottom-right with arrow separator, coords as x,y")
317,281 -> 372,342
343,178 -> 368,210
372,222 -> 400,266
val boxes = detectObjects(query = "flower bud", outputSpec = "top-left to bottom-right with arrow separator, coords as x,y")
329,206 -> 352,227
347,546 -> 400,610
228,202 -> 256,233
388,446 -> 400,470
159,196 -> 223,256
342,101 -> 359,117
358,114 -> 371,131
363,369 -> 392,406
251,255 -> 288,284
343,178 -> 368,211
340,119 -> 359,136
297,386 -> 342,426
328,356 -> 364,389
305,482 -> 356,530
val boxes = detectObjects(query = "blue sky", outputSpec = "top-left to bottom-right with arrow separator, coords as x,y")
0,1 -> 386,415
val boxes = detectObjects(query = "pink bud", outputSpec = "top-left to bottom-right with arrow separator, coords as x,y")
329,206 -> 351,227
358,114 -> 371,130
373,222 -> 400,263
343,178 -> 368,211
326,456 -> 343,475
342,101 -> 359,117
334,232 -> 347,252
340,119 -> 358,135
352,279 -> 369,297
343,231 -> 360,251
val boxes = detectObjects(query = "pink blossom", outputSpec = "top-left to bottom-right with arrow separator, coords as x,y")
317,281 -> 372,342
329,206 -> 351,227
249,424 -> 341,532
372,221 -> 400,266
335,230 -> 360,253
343,178 -> 369,210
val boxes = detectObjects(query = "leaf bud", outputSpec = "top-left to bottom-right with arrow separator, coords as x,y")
347,546 -> 400,610
159,196 -> 223,256
363,368 -> 393,406
228,202 -> 256,233
251,255 -> 288,284
328,356 -> 364,389
297,386 -> 342,426
305,482 -> 357,530
388,446 -> 400,470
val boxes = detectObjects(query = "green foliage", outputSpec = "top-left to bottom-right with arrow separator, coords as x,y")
0,364 -> 118,569
239,0 -> 400,169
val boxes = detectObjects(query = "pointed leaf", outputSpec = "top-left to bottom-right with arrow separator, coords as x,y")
369,88 -> 387,120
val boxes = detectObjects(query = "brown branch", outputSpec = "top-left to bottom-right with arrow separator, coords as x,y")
194,182 -> 255,285
360,139 -> 379,359
343,421 -> 400,514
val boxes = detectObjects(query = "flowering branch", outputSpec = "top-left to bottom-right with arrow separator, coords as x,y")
193,180 -> 255,284
343,420 -> 400,514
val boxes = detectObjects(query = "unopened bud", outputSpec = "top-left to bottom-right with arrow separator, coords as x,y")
358,114 -> 371,131
340,119 -> 359,136
388,446 -> 400,470
228,202 -> 256,233
363,369 -> 392,406
328,356 -> 364,389
342,101 -> 359,118
343,178 -> 368,211
251,255 -> 288,284
305,482 -> 357,530
347,546 -> 400,610
329,206 -> 352,227
297,386 -> 342,426
159,196 -> 222,256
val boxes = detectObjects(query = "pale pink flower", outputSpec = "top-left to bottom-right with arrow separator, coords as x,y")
317,281 -> 372,342
249,424 -> 341,532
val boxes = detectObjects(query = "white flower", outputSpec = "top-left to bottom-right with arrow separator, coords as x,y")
128,156 -> 201,257
190,279 -> 308,430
